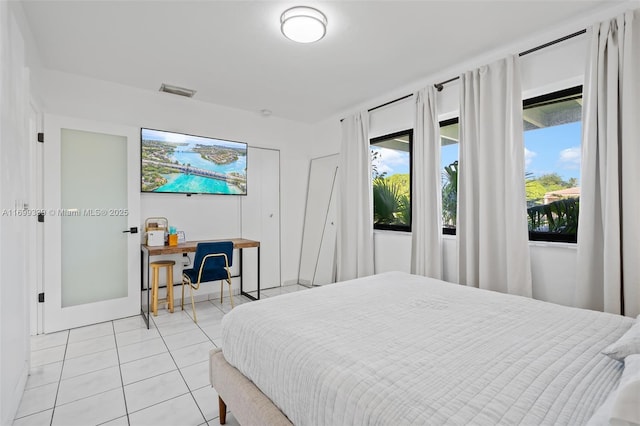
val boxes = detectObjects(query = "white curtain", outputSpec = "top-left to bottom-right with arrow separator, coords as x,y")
457,55 -> 532,297
337,112 -> 375,281
411,87 -> 442,278
576,10 -> 640,317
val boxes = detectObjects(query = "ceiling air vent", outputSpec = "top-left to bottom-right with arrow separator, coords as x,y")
159,83 -> 196,98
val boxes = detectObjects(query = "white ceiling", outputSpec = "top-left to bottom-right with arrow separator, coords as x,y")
20,1 -> 622,123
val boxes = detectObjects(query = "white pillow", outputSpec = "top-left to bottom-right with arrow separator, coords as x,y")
587,354 -> 640,426
603,316 -> 640,361
610,354 -> 640,426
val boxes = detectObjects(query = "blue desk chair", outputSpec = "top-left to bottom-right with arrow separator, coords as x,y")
182,241 -> 234,322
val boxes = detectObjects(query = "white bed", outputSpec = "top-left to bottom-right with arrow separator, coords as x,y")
217,271 -> 634,425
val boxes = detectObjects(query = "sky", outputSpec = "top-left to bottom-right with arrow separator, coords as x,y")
373,121 -> 582,185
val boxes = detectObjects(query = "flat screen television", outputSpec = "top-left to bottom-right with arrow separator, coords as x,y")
141,128 -> 247,195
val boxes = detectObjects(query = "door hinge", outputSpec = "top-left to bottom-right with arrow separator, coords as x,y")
38,293 -> 45,303
37,132 -> 44,143
37,213 -> 45,223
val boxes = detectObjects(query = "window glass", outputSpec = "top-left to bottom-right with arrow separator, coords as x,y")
370,130 -> 412,231
523,86 -> 582,243
440,119 -> 459,234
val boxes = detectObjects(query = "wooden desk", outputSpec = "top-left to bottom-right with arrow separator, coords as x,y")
141,238 -> 260,328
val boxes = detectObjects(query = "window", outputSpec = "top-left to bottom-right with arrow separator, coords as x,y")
523,86 -> 582,243
440,118 -> 459,235
370,130 -> 412,232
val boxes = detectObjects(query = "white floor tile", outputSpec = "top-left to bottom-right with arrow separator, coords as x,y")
116,326 -> 160,347
30,331 -> 68,352
163,329 -> 209,351
25,361 -> 63,390
120,352 -> 176,385
124,370 -> 189,413
155,317 -> 200,337
17,296 -> 266,426
61,348 -> 119,380
170,341 -> 215,369
56,366 -> 122,406
198,322 -> 223,340
117,336 -> 167,364
31,345 -> 66,367
192,385 -> 220,421
99,415 -> 129,425
67,321 -> 114,344
113,315 -> 149,334
64,334 -> 116,360
128,394 -> 206,426
15,382 -> 58,418
222,412 -> 241,426
12,408 -> 53,426
51,388 -> 126,426
151,309 -> 193,326
180,360 -> 210,391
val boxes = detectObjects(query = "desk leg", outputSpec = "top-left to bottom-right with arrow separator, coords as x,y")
140,249 -> 150,329
240,246 -> 260,301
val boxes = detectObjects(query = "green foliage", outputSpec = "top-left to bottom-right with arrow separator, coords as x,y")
527,197 -> 579,234
386,174 -> 410,197
442,161 -> 458,227
371,150 -> 386,179
525,179 -> 547,205
372,177 -> 410,226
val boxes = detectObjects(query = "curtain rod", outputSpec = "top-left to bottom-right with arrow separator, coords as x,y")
339,27 -> 588,122
339,94 -> 413,122
434,28 -> 587,91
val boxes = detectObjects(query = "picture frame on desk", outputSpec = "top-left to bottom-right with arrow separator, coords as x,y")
177,231 -> 186,244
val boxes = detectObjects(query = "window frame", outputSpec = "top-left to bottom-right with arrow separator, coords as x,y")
523,85 -> 582,244
370,129 -> 413,233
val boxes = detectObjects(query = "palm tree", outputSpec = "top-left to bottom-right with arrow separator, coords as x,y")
373,178 -> 409,225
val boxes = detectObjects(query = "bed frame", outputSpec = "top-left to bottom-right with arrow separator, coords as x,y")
209,348 -> 293,426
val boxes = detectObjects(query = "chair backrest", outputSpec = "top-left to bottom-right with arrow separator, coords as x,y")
193,241 -> 234,273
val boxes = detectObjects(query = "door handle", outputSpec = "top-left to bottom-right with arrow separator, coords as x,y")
122,227 -> 138,234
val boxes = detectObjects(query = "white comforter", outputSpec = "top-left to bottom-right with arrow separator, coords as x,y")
221,272 -> 633,426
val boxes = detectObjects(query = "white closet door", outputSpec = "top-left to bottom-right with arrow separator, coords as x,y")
241,148 -> 281,293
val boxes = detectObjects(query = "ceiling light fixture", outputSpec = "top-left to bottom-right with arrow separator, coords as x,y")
280,6 -> 327,43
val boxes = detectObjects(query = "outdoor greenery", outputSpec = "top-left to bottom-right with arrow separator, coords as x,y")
371,149 -> 411,227
527,197 -> 579,234
372,175 -> 410,227
442,160 -> 458,228
525,172 -> 579,234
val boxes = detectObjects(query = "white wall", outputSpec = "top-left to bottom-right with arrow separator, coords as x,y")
0,3 -> 32,424
35,69 -> 312,291
309,13 -> 597,308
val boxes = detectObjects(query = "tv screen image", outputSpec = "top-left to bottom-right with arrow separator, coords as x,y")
141,128 -> 247,195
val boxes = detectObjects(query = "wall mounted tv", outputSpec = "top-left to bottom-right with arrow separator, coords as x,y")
141,128 -> 247,195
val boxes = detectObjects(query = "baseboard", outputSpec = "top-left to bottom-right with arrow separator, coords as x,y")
284,279 -> 301,286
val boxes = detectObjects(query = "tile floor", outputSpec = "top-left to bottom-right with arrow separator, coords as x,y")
13,284 -> 309,426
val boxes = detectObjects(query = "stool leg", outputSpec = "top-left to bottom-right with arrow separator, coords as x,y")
167,266 -> 174,313
151,268 -> 159,316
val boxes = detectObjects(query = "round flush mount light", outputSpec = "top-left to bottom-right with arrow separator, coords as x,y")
280,6 -> 327,43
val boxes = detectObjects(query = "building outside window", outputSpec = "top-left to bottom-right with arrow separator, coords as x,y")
370,130 -> 412,232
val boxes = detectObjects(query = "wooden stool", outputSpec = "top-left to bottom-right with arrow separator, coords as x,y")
150,260 -> 175,316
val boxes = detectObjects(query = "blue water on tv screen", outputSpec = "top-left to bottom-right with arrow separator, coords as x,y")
141,128 -> 247,195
